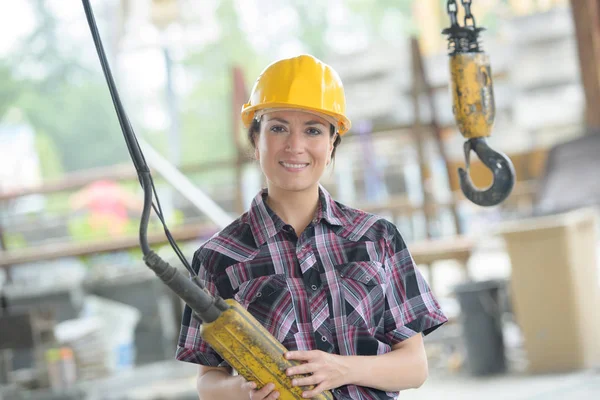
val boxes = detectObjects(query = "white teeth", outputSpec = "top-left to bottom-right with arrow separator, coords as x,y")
281,162 -> 308,169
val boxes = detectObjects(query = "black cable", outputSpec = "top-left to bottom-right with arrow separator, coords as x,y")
81,2 -> 147,172
81,0 -> 231,322
147,173 -> 192,272
81,0 -> 194,276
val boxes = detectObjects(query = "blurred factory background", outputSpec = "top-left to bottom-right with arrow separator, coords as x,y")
1,0 -> 600,399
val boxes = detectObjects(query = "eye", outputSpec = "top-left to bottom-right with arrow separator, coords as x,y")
306,127 -> 322,136
270,125 -> 287,133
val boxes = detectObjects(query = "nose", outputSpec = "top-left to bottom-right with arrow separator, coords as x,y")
285,130 -> 305,153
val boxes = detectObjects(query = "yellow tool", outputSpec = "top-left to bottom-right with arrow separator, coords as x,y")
81,1 -> 331,399
143,255 -> 333,400
443,0 -> 515,206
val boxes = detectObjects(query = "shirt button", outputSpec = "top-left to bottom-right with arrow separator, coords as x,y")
311,285 -> 318,291
321,336 -> 327,342
256,292 -> 262,297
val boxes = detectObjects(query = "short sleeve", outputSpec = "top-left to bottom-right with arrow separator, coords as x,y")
382,223 -> 448,345
175,250 -> 228,367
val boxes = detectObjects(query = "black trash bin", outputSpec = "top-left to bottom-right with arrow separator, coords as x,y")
453,279 -> 507,376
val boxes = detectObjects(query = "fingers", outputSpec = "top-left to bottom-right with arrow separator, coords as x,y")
301,382 -> 328,399
254,383 -> 275,399
291,374 -> 321,388
244,382 -> 280,400
285,350 -> 323,377
286,362 -> 319,376
256,383 -> 280,400
285,350 -> 317,361
263,391 -> 280,400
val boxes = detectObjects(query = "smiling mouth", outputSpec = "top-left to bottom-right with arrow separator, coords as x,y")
280,162 -> 309,169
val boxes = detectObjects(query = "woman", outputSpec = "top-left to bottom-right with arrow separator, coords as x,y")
176,54 -> 448,400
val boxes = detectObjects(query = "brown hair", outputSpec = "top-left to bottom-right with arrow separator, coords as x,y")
247,118 -> 342,160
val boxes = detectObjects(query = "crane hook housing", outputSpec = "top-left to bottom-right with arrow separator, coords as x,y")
443,5 -> 516,207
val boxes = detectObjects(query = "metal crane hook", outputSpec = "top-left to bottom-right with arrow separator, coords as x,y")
458,137 -> 516,207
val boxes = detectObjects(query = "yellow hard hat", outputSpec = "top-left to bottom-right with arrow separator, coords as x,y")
241,54 -> 351,135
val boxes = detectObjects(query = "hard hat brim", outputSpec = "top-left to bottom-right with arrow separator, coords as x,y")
241,102 -> 351,136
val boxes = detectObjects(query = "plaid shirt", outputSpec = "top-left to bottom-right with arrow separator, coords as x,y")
176,185 -> 447,399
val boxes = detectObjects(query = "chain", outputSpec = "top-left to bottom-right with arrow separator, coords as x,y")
446,0 -> 477,28
461,0 -> 477,28
444,0 -> 482,54
447,0 -> 458,27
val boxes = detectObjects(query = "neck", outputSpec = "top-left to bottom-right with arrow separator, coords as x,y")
265,183 -> 320,236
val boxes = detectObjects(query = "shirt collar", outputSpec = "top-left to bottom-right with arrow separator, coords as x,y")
315,184 -> 347,227
246,184 -> 348,247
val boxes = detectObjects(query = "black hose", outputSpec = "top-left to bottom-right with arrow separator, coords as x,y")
139,172 -> 153,256
80,0 -> 229,321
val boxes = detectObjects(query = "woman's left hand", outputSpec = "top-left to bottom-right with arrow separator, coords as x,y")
284,350 -> 350,398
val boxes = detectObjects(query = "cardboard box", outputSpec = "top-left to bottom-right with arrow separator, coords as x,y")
499,207 -> 600,373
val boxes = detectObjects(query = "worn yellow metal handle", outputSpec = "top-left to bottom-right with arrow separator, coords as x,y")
201,299 -> 334,400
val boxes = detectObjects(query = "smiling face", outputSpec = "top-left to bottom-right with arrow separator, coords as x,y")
253,109 -> 337,195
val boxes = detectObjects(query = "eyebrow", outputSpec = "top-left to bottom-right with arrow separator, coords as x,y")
267,117 -> 289,124
304,120 -> 327,126
266,117 -> 326,126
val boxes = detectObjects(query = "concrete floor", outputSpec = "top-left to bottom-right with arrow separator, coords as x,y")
112,365 -> 600,400
402,369 -> 600,400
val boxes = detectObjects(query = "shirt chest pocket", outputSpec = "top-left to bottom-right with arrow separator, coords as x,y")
233,274 -> 287,309
225,264 -> 295,341
335,261 -> 387,328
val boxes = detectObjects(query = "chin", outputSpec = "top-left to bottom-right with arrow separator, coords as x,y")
272,178 -> 318,193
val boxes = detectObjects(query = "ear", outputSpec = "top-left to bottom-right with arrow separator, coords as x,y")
251,129 -> 260,160
329,133 -> 337,154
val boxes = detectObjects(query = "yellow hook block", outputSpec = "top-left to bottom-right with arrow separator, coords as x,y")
449,52 -> 495,140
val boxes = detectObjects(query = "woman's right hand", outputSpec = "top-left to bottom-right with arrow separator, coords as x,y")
242,381 -> 280,400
